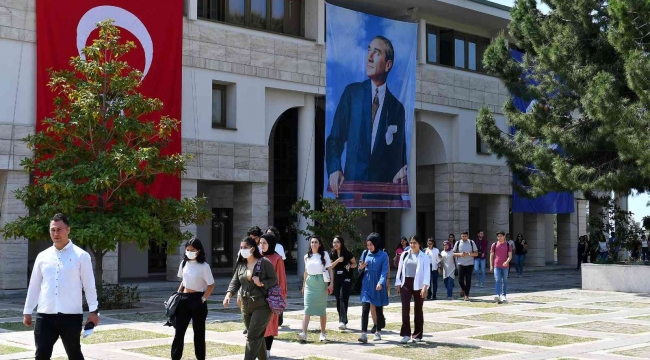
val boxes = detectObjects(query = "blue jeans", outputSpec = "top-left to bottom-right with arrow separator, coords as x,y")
514,254 -> 525,275
428,269 -> 439,299
494,267 -> 508,296
474,258 -> 486,285
599,251 -> 608,260
443,276 -> 454,298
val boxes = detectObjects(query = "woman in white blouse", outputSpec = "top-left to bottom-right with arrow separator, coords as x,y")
297,235 -> 334,343
172,238 -> 215,360
395,235 -> 430,344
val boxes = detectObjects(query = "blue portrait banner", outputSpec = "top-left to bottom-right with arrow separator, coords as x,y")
324,3 -> 417,209
510,49 -> 574,214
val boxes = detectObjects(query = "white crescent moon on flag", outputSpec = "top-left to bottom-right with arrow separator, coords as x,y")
76,6 -> 154,79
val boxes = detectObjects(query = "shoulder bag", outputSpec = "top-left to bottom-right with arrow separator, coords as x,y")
254,259 -> 287,315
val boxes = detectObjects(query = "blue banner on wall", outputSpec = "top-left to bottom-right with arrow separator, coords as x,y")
510,49 -> 574,214
323,3 -> 417,208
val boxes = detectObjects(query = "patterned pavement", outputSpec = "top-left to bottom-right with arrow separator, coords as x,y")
1,268 -> 649,360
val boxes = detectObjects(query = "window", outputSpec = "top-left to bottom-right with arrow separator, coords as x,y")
426,25 -> 490,73
212,84 -> 227,128
198,0 -> 303,37
476,130 -> 490,154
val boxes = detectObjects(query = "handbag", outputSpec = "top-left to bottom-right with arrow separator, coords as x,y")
323,268 -> 331,283
354,250 -> 368,293
254,259 -> 287,315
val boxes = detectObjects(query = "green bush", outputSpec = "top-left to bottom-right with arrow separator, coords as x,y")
83,283 -> 141,311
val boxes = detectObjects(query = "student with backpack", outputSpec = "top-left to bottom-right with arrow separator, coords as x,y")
490,231 -> 513,303
453,231 -> 478,301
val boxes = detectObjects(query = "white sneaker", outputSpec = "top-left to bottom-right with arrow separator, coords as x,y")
296,332 -> 307,342
400,336 -> 411,344
494,296 -> 500,303
373,332 -> 382,341
338,322 -> 346,330
267,350 -> 271,358
319,333 -> 327,342
358,333 -> 368,343
501,295 -> 508,302
411,337 -> 423,343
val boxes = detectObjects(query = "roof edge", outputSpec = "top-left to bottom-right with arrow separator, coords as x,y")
468,0 -> 512,12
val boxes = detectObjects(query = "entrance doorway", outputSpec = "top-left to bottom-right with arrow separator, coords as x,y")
148,240 -> 167,274
212,208 -> 233,269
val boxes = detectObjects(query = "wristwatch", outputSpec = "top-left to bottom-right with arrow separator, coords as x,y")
201,297 -> 207,303
90,310 -> 100,316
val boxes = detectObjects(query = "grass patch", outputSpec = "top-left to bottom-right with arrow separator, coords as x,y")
283,312 -> 361,321
512,296 -> 569,303
0,344 -> 29,355
0,310 -> 23,318
0,322 -> 32,332
205,321 -> 245,332
630,315 -> 650,322
528,307 -> 610,316
587,301 -> 650,309
383,322 -> 472,333
471,331 -> 597,347
558,321 -> 650,334
384,306 -> 447,314
440,300 -> 512,308
81,329 -> 171,345
107,312 -> 168,323
276,329 -> 361,345
127,342 -> 244,359
367,342 -> 507,360
452,313 -> 551,323
613,346 -> 650,358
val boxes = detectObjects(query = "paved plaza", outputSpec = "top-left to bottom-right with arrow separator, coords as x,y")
1,268 -> 650,360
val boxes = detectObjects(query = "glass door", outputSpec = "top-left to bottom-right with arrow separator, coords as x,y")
212,208 -> 234,268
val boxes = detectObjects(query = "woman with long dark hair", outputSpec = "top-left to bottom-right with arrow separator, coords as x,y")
172,238 -> 215,360
224,237 -> 278,360
357,233 -> 389,343
514,233 -> 527,277
297,235 -> 334,343
330,235 -> 357,330
395,235 -> 430,343
394,236 -> 409,269
260,233 -> 286,359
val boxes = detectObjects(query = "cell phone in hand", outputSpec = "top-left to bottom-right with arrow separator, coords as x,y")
83,322 -> 95,338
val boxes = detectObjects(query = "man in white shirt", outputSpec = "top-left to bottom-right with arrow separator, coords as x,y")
23,213 -> 99,360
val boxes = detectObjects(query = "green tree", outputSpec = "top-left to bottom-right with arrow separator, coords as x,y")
290,197 -> 367,251
477,0 -> 650,199
0,20 -> 212,285
588,201 -> 643,262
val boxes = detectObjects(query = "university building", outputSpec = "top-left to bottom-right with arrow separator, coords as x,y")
0,0 -> 599,290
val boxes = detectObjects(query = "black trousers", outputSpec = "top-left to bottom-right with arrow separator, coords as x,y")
361,302 -> 384,333
35,313 -> 84,360
172,292 -> 208,360
399,277 -> 424,339
333,275 -> 352,324
458,265 -> 474,297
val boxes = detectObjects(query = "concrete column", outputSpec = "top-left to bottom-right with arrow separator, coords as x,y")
523,213 -> 546,267
167,179 -> 199,281
297,95 -> 316,275
486,195 -> 510,241
577,200 -> 587,238
401,111 -> 417,238
557,202 -> 583,266
418,20 -> 427,65
545,214 -> 555,264
0,170 -> 29,289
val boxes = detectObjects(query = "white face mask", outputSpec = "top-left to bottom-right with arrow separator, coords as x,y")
240,248 -> 252,259
185,250 -> 198,260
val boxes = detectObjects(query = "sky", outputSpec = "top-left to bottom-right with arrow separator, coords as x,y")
490,0 -> 650,225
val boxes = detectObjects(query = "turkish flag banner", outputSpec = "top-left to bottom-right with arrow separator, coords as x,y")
36,0 -> 183,200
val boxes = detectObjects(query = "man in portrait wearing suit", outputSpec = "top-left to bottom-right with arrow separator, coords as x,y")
326,35 -> 408,198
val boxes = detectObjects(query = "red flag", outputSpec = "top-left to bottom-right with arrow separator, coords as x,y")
36,0 -> 183,200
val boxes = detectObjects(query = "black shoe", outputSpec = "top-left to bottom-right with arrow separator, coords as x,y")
370,324 -> 376,333
243,330 -> 248,335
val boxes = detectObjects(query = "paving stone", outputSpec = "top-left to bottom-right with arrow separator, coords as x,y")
367,342 -> 508,360
471,330 -> 598,347
558,321 -> 650,334
126,341 -> 244,359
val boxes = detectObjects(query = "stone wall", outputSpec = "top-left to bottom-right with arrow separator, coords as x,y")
0,170 -> 29,289
0,124 -> 33,171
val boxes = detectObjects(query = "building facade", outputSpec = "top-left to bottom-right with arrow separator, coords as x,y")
0,0 -> 590,289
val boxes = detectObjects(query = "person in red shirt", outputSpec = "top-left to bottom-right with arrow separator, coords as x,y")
490,231 -> 512,303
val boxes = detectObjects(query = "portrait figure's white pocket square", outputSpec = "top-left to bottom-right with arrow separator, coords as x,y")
385,125 -> 398,145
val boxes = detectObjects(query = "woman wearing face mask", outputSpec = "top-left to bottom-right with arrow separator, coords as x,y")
330,235 -> 357,330
172,238 -> 215,360
440,240 -> 456,300
357,233 -> 389,343
259,233 -> 287,359
224,237 -> 278,360
395,235 -> 430,344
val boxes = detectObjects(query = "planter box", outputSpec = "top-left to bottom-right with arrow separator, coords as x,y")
582,263 -> 650,293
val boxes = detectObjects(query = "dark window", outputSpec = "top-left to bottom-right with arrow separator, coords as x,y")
372,212 -> 386,244
476,128 -> 490,154
198,0 -> 302,37
212,84 -> 227,128
426,25 -> 490,73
